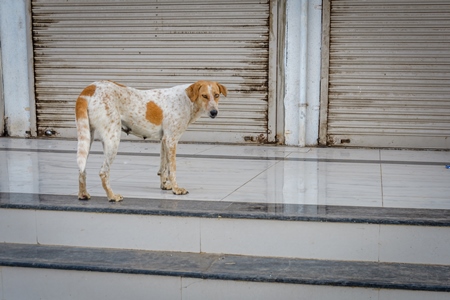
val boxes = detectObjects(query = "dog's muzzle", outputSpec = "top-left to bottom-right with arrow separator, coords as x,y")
209,110 -> 218,119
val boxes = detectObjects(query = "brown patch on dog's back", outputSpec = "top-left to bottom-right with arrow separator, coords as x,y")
146,101 -> 163,125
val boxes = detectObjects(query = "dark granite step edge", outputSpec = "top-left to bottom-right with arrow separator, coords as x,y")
1,193 -> 450,226
0,243 -> 449,292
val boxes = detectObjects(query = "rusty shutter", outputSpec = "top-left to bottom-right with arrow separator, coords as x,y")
32,0 -> 273,143
321,0 -> 450,149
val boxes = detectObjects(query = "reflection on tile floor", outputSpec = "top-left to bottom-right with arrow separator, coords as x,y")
0,138 -> 449,209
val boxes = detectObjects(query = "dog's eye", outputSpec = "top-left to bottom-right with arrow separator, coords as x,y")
202,94 -> 208,99
214,94 -> 219,98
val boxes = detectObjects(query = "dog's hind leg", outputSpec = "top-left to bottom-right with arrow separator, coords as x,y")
77,129 -> 94,200
76,98 -> 92,200
98,124 -> 123,202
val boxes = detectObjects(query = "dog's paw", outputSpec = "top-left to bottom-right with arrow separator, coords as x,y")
108,194 -> 124,202
172,187 -> 188,195
161,182 -> 172,190
78,193 -> 91,201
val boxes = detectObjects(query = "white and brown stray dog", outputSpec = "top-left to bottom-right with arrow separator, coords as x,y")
75,80 -> 227,201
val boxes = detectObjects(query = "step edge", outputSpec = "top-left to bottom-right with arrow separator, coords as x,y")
0,243 -> 449,293
2,202 -> 450,227
1,193 -> 450,227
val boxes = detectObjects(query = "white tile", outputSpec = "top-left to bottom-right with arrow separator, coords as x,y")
116,140 -> 160,154
382,164 -> 450,209
0,138 -> 85,152
0,209 -> 37,244
198,144 -> 297,158
0,151 -> 42,193
0,150 -> 89,195
2,267 -> 181,300
8,150 -> 158,197
223,161 -> 319,204
318,162 -> 383,207
225,161 -> 383,207
176,143 -> 219,155
381,149 -> 450,163
36,210 -> 201,252
2,137 -> 450,210
200,218 -> 380,261
379,225 -> 450,265
37,139 -> 86,151
0,137 -> 45,149
182,278 -> 378,300
116,140 -> 217,155
102,157 -> 276,201
288,147 -> 381,161
379,289 -> 450,300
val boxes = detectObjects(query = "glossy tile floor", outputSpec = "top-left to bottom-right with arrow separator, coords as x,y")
0,137 -> 449,209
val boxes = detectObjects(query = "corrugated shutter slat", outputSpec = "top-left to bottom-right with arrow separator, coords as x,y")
326,0 -> 450,148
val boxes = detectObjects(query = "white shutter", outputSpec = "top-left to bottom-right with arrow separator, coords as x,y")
322,0 -> 450,149
32,0 -> 271,143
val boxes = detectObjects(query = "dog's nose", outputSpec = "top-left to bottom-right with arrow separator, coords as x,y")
210,110 -> 218,118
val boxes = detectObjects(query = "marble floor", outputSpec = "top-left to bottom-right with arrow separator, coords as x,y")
0,137 -> 449,209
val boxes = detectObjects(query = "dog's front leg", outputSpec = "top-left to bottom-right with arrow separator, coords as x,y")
159,138 -> 172,191
165,137 -> 188,195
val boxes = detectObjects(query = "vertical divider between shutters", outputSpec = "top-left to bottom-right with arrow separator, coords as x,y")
275,0 -> 286,144
318,0 -> 331,146
268,0 -> 279,143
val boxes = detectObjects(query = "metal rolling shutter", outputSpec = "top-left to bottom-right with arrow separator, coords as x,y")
32,0 -> 270,143
324,0 -> 450,149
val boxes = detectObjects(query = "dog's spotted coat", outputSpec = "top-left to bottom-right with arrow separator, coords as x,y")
75,80 -> 227,201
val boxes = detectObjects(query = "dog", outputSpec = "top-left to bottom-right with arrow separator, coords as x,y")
75,80 -> 227,201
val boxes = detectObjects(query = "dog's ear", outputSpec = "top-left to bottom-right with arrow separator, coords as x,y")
216,83 -> 228,97
186,82 -> 201,102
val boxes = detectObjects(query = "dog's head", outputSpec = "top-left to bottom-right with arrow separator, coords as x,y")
186,81 -> 227,119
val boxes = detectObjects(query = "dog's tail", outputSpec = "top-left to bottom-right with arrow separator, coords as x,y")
75,84 -> 96,174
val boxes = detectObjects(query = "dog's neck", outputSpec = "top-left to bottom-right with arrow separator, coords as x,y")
188,100 -> 204,125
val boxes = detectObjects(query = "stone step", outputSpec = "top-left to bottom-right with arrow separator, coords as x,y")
1,193 -> 449,265
0,243 -> 449,300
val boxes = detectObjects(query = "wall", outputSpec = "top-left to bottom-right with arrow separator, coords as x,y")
0,0 -> 35,137
283,0 -> 322,146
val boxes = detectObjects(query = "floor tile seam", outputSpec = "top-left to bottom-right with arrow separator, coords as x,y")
191,144 -> 219,155
376,151 -> 382,263
2,147 -> 448,166
219,160 -> 282,202
379,149 -> 385,208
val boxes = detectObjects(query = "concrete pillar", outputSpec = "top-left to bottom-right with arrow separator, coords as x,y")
0,0 -> 35,137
